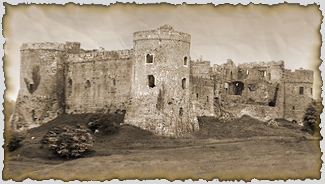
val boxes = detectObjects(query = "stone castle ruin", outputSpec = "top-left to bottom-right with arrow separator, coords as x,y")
10,25 -> 314,137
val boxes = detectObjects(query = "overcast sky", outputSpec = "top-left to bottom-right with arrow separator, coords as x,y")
3,3 -> 322,100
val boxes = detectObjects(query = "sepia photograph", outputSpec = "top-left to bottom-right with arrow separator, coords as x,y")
1,1 -> 324,182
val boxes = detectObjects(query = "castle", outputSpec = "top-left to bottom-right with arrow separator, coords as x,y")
11,25 -> 314,137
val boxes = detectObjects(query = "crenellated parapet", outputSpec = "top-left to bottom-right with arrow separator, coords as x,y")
133,25 -> 191,44
238,60 -> 284,68
284,69 -> 314,83
67,49 -> 133,63
20,42 -> 66,51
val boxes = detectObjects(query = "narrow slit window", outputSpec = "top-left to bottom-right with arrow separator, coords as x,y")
148,75 -> 155,88
196,93 -> 199,99
68,79 -> 73,96
86,80 -> 91,89
146,54 -> 154,63
182,78 -> 186,89
184,57 -> 188,66
29,84 -> 34,92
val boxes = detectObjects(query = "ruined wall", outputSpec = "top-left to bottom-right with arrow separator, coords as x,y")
191,76 -> 215,116
190,60 -> 215,116
124,25 -> 199,137
190,60 -> 211,77
11,43 -> 66,130
65,48 -> 133,114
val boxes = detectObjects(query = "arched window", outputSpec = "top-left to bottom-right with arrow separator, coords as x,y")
184,56 -> 188,66
182,78 -> 186,89
86,80 -> 91,89
148,75 -> 155,88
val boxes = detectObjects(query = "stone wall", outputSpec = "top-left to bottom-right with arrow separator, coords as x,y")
191,76 -> 215,116
65,49 -> 133,114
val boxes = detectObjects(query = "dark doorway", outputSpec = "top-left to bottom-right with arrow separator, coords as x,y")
230,81 -> 244,95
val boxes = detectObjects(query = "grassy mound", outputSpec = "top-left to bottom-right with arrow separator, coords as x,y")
8,113 -> 196,159
194,115 -> 309,139
7,114 -> 310,160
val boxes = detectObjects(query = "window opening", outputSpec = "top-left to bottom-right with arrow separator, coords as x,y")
67,79 -> 73,96
29,84 -> 34,92
196,93 -> 199,99
184,57 -> 188,65
207,96 -> 209,102
182,78 -> 186,89
85,80 -> 91,88
268,73 -> 271,80
148,75 -> 155,88
31,110 -> 36,121
146,54 -> 154,63
179,107 -> 183,117
299,87 -> 304,95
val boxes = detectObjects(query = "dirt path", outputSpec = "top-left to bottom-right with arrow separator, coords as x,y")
4,138 -> 321,181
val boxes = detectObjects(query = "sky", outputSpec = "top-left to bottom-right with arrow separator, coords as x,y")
3,3 -> 322,101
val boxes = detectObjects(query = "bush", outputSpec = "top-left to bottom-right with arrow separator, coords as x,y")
302,101 -> 318,135
43,125 -> 93,158
88,114 -> 120,134
7,131 -> 26,152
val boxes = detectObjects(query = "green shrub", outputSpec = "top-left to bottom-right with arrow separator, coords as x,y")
43,125 -> 93,158
302,101 -> 318,135
7,131 -> 26,152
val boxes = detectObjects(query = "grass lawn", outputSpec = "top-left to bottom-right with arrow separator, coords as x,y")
3,114 -> 322,181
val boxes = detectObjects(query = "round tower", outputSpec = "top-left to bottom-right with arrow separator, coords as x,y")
124,25 -> 199,137
11,42 -> 66,130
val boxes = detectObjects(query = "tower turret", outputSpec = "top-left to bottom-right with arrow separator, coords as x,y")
124,25 -> 199,137
11,42 -> 66,130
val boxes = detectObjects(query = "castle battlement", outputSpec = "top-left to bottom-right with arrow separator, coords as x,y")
133,25 -> 191,43
20,42 -> 66,51
238,60 -> 284,68
284,69 -> 314,83
67,49 -> 133,62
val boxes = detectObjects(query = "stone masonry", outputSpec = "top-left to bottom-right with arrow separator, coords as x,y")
11,25 -> 314,136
